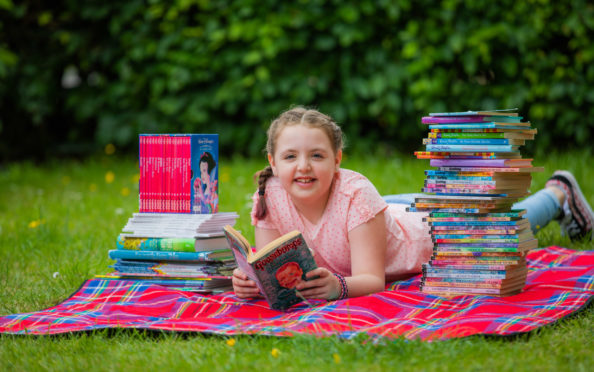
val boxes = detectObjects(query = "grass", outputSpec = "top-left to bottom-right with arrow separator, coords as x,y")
0,151 -> 593,372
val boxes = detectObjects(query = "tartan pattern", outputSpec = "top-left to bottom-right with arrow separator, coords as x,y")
1,247 -> 592,340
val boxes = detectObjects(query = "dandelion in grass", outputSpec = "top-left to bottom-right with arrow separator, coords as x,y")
131,174 -> 140,184
105,171 -> 115,183
226,338 -> 236,347
221,166 -> 231,183
115,208 -> 124,215
61,176 -> 71,185
89,183 -> 97,192
332,353 -> 341,364
271,348 -> 280,358
105,143 -> 116,155
28,219 -> 44,229
121,187 -> 130,196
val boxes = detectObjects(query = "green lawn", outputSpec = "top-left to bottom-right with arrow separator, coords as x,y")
0,151 -> 593,372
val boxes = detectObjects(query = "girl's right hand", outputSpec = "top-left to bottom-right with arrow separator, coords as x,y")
232,268 -> 262,298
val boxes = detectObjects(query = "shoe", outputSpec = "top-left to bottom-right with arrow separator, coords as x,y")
545,170 -> 594,241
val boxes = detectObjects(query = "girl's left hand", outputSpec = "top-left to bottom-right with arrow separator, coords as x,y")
295,267 -> 341,300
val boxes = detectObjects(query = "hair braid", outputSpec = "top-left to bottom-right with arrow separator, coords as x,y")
253,165 -> 274,220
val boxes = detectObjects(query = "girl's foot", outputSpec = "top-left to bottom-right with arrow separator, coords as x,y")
546,170 -> 594,241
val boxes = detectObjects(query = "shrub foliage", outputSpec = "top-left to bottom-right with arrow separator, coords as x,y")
1,0 -> 593,161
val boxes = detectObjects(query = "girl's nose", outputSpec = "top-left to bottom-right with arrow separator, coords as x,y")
297,156 -> 310,172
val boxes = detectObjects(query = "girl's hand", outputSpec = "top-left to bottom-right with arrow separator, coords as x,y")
232,268 -> 262,299
295,267 -> 342,300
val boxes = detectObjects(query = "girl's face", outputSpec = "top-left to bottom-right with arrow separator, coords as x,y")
268,124 -> 342,210
200,161 -> 210,181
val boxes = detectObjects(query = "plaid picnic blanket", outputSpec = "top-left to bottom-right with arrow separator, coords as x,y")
1,246 -> 592,340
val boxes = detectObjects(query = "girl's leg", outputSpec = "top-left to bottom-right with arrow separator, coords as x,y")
384,191 -> 563,234
382,193 -> 426,205
512,188 -> 560,234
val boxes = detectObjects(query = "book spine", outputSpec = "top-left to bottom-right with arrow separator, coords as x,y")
425,144 -> 518,152
116,236 -> 196,252
423,138 -> 519,145
108,249 -> 221,261
428,123 -> 528,130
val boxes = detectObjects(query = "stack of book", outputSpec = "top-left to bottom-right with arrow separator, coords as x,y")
97,133 -> 239,293
98,212 -> 239,293
411,109 -> 543,297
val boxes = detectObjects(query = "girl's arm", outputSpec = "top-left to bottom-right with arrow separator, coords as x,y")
297,211 -> 386,299
255,226 -> 282,250
345,210 -> 386,296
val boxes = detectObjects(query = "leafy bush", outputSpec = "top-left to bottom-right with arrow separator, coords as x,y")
1,0 -> 593,161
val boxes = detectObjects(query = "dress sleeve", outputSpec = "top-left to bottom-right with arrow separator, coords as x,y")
346,178 -> 388,232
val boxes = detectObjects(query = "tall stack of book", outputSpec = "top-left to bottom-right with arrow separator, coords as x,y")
411,109 -> 544,297
97,134 -> 239,293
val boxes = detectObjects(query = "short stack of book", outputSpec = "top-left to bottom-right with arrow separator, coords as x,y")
97,133 -> 239,293
98,212 -> 239,293
411,109 -> 544,297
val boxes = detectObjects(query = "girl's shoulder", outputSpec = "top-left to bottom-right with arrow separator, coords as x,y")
335,168 -> 378,197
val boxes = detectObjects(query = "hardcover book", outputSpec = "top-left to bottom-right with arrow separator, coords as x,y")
223,225 -> 318,310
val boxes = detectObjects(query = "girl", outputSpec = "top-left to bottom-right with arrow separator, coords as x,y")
232,107 -> 594,301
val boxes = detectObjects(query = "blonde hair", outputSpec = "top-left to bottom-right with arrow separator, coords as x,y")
254,107 -> 345,220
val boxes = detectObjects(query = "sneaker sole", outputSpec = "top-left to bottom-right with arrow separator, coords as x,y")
553,170 -> 594,232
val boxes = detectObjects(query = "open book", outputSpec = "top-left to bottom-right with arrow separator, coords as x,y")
223,225 -> 317,310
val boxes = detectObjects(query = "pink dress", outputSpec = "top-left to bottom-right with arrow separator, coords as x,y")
250,169 -> 434,278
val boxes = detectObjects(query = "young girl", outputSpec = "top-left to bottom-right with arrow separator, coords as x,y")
232,107 -> 594,301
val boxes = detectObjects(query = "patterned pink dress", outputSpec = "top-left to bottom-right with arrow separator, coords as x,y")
251,169 -> 433,278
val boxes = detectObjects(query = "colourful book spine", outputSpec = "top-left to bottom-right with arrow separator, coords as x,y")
116,235 -> 196,252
108,249 -> 229,261
428,123 -> 529,130
425,144 -> 519,152
430,159 -> 532,167
423,138 -> 522,145
422,115 -> 522,124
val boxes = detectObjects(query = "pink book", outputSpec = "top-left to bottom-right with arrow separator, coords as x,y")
430,159 -> 532,168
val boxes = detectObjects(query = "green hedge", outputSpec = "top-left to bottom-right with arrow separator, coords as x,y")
1,0 -> 593,161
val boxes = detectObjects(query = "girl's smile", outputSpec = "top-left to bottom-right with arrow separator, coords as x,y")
268,124 -> 342,223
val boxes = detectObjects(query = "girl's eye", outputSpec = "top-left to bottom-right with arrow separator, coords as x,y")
312,153 -> 324,159
284,154 -> 296,160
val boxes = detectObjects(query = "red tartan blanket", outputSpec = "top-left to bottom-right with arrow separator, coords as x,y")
1,247 -> 592,340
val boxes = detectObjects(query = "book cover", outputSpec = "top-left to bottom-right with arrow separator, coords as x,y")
223,225 -> 318,310
138,134 -> 219,214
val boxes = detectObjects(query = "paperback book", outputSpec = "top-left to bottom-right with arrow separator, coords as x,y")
223,225 -> 317,310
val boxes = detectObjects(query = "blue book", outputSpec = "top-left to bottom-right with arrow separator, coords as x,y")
428,123 -> 529,130
108,249 -> 231,262
423,138 -> 522,145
